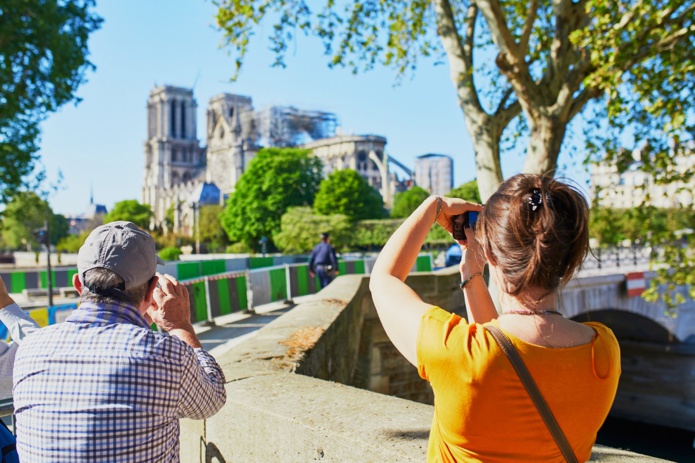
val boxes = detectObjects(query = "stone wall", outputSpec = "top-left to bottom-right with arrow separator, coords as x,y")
180,269 -> 667,462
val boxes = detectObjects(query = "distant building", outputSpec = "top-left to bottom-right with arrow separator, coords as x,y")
414,154 -> 454,196
66,191 -> 108,235
590,145 -> 695,209
142,85 -> 412,233
303,134 -> 403,208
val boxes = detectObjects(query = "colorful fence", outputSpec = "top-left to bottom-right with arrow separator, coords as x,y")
0,254 -> 433,335
174,254 -> 431,325
0,268 -> 78,293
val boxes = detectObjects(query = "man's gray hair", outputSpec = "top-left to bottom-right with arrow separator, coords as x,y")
81,268 -> 151,306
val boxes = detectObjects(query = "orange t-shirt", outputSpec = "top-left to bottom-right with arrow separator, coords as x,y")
417,307 -> 621,463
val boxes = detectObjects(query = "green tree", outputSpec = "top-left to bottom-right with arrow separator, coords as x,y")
274,207 -> 352,253
221,148 -> 323,248
103,200 -> 153,230
589,207 -> 625,247
198,205 -> 229,253
0,1 -> 101,201
448,179 -> 482,203
0,192 -> 67,249
57,231 -> 90,253
391,186 -> 431,218
216,0 -> 694,201
314,170 -> 387,221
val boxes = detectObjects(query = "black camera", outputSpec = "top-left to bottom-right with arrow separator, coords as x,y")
452,211 -> 479,240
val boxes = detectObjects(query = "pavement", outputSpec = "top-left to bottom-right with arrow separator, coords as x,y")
194,295 -> 316,355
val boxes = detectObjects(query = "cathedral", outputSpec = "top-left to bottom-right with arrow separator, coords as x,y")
142,85 -> 407,235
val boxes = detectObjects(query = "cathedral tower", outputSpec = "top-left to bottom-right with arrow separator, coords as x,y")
142,86 -> 204,227
205,93 -> 256,196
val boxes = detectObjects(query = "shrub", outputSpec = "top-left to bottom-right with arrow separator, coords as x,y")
158,246 -> 182,261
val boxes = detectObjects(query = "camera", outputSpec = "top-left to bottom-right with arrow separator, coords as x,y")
452,211 -> 479,240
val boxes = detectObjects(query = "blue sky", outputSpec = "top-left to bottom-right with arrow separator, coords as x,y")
37,0 -> 588,216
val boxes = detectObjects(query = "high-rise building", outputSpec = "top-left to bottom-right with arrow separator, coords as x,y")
414,154 -> 454,196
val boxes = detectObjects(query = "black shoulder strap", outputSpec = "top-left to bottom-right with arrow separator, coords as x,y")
485,324 -> 579,463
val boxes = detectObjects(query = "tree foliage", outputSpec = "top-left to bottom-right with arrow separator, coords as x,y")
448,179 -> 482,203
0,1 -> 102,201
0,192 -> 68,249
391,186 -> 430,218
215,0 -> 695,200
221,148 -> 323,248
198,205 -> 229,253
274,207 -> 352,253
159,246 -> 182,261
314,169 -> 387,221
103,200 -> 153,230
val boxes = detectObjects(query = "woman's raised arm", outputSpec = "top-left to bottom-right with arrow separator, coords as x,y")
369,196 -> 482,366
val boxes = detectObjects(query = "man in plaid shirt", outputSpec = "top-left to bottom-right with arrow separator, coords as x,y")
13,222 -> 226,462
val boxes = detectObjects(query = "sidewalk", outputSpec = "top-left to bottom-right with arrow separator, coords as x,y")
193,295 -> 317,355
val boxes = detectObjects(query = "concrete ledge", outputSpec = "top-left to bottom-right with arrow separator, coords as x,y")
182,272 -> 669,462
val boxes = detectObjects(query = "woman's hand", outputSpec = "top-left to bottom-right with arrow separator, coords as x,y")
434,197 -> 482,237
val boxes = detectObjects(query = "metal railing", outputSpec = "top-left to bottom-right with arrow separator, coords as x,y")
582,245 -> 652,271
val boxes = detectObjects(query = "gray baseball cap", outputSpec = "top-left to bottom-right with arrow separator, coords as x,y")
77,221 -> 164,290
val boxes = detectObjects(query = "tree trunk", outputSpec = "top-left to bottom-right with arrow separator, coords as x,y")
468,123 -> 504,202
523,115 -> 567,175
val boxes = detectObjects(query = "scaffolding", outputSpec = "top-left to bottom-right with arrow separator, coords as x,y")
254,106 -> 339,148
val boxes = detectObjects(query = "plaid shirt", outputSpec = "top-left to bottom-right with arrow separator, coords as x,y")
13,301 -> 226,463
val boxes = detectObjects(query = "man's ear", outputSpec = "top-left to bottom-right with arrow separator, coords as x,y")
72,273 -> 83,294
143,275 -> 158,305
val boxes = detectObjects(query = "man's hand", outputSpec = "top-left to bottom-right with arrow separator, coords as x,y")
309,271 -> 315,278
0,276 -> 15,309
147,273 -> 202,348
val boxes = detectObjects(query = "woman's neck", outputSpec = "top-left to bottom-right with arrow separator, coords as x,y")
498,288 -> 558,313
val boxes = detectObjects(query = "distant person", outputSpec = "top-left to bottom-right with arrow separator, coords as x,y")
370,175 -> 620,462
13,221 -> 226,462
444,242 -> 462,268
0,276 -> 39,398
309,232 -> 339,289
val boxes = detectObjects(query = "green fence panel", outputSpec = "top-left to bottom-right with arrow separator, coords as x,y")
191,281 -> 207,322
201,260 -> 226,276
338,261 -> 347,275
178,262 -> 201,280
216,279 -> 232,315
11,272 -> 26,293
250,257 -> 274,269
353,260 -> 365,275
236,277 -> 248,310
416,255 -> 432,272
269,268 -> 287,302
296,265 -> 310,296
39,271 -> 57,289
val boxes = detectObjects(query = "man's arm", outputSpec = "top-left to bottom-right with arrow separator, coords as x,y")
148,273 -> 226,418
0,277 -> 39,343
0,276 -> 40,398
308,247 -> 317,277
176,344 -> 226,419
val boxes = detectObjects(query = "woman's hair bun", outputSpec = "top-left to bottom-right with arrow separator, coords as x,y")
477,173 -> 589,295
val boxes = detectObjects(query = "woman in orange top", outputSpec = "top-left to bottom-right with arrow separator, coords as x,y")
370,174 -> 620,462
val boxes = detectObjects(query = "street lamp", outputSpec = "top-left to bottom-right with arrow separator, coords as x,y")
190,200 -> 200,255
